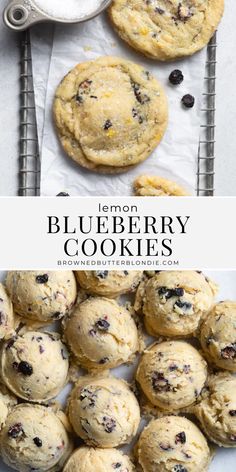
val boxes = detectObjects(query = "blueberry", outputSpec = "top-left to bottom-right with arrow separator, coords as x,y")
33,437 -> 42,447
229,410 -> 236,416
173,466 -> 188,472
174,300 -> 192,311
102,417 -> 116,433
152,372 -> 170,392
17,361 -> 33,376
104,120 -> 112,130
175,431 -> 186,444
221,344 -> 236,359
96,271 -> 109,279
35,274 -> 48,284
56,192 -> 70,196
95,318 -> 110,331
8,423 -> 24,438
169,70 -> 184,85
182,94 -> 195,108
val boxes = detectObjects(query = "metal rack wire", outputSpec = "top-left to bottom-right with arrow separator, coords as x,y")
197,33 -> 217,196
19,29 -> 40,196
19,30 -> 217,197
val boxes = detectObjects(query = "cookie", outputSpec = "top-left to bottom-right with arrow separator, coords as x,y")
136,340 -> 207,410
1,331 -> 69,402
200,301 -> 236,372
135,271 -> 218,337
63,447 -> 135,472
109,0 -> 224,61
68,376 -> 140,447
54,56 -> 168,173
0,283 -> 16,340
75,270 -> 143,298
0,404 -> 73,472
136,416 -> 210,472
194,373 -> 236,447
64,297 -> 139,370
6,271 -> 77,323
0,384 -> 17,431
133,175 -> 189,196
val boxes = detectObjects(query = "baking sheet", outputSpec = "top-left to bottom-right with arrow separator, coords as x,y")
0,270 -> 235,471
32,13 -> 207,196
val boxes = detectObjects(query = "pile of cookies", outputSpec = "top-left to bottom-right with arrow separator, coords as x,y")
53,0 -> 224,175
0,270 -> 235,472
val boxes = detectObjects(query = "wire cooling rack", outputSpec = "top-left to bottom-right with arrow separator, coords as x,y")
19,30 -> 217,197
19,30 -> 40,196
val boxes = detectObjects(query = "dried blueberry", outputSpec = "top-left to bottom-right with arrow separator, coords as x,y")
95,318 -> 110,331
8,423 -> 24,438
75,94 -> 83,104
123,270 -> 129,275
39,345 -> 45,354
221,344 -> 236,359
113,464 -> 122,469
102,417 -> 116,433
132,108 -> 144,124
80,388 -> 96,407
182,94 -> 195,108
173,466 -> 188,472
175,431 -> 186,444
56,192 -> 70,196
104,120 -> 112,130
169,70 -> 184,85
169,363 -> 178,372
35,274 -> 48,284
158,287 -> 184,299
99,357 -> 109,364
132,82 -> 150,105
229,410 -> 236,416
33,437 -> 42,448
17,361 -> 33,376
152,372 -> 170,392
96,271 -> 109,279
174,300 -> 192,311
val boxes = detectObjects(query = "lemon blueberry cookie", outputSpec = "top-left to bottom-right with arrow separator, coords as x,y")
64,297 -> 139,370
133,175 -> 189,196
0,403 -> 73,472
136,416 -> 211,472
68,376 -> 140,447
6,271 -> 77,323
194,373 -> 236,447
54,56 -> 168,173
200,301 -> 236,372
75,270 -> 143,298
136,340 -> 207,411
0,331 -> 69,402
109,0 -> 224,61
63,447 -> 135,472
135,271 -> 218,337
0,283 -> 16,340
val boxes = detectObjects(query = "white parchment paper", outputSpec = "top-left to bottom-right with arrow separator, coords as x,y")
35,13 -> 206,196
0,270 -> 235,471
